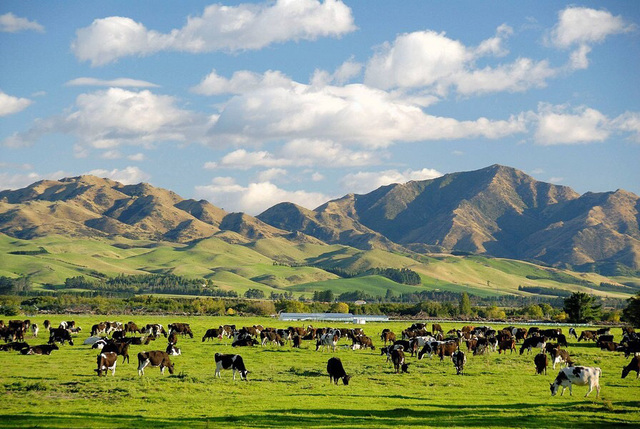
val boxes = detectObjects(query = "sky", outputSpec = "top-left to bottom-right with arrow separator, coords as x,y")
1,1 -> 639,215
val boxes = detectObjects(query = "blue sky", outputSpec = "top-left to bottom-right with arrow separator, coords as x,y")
1,1 -> 639,214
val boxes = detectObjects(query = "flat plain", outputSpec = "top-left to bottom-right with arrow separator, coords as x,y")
0,315 -> 638,428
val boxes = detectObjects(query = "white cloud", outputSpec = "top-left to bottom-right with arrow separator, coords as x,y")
311,58 -> 363,86
195,177 -> 330,214
612,112 -> 640,143
127,153 -> 145,161
548,177 -> 564,184
311,172 -> 325,181
341,168 -> 443,194
550,7 -> 634,48
208,72 -> 526,147
0,170 -> 67,190
72,0 -> 356,66
191,69 -> 294,95
66,77 -> 159,88
100,150 -> 122,160
454,58 -> 556,95
3,88 -> 208,149
0,12 -> 44,33
0,91 -> 32,116
85,166 -> 150,184
533,104 -> 609,145
256,168 -> 288,182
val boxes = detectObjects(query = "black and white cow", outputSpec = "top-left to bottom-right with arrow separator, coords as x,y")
166,342 -> 181,356
48,328 -> 74,346
316,332 -> 340,352
327,357 -> 351,385
520,336 -> 546,355
391,347 -> 410,373
452,350 -> 466,375
550,366 -> 601,398
622,356 -> 640,379
137,351 -> 174,376
550,348 -> 573,370
95,352 -> 117,376
214,353 -> 249,381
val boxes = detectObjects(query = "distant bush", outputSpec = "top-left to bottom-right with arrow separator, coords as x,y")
518,285 -> 572,297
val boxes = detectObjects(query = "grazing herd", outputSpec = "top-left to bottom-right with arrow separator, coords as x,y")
1,318 -> 638,398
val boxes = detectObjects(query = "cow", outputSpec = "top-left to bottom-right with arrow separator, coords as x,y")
498,339 -> 516,354
112,330 -> 127,341
95,352 -> 118,376
622,356 -> 640,379
102,341 -> 130,364
550,366 -> 601,397
0,341 -> 29,352
91,323 -> 107,336
137,351 -> 174,376
232,337 -> 258,347
127,335 -> 156,346
58,321 -> 75,330
622,341 -> 640,358
391,347 -> 410,373
124,322 -> 141,334
578,330 -> 598,342
437,341 -> 459,361
432,324 -> 443,334
417,342 -> 440,360
452,350 -> 466,375
168,323 -> 193,339
568,327 -> 578,339
202,328 -> 223,342
21,344 -> 59,355
540,328 -> 561,340
351,335 -> 375,351
327,357 -> 351,385
556,334 -> 568,348
143,324 -> 167,338
383,343 -> 410,361
550,348 -> 573,370
261,331 -> 285,347
534,353 -> 548,375
520,336 -> 546,355
30,323 -> 39,338
596,327 -> 610,336
380,329 -> 396,346
514,328 -> 527,343
214,353 -> 249,381
292,334 -> 301,348
43,320 -> 51,330
220,325 -> 235,339
599,341 -> 619,352
84,336 -> 108,346
48,328 -> 74,345
316,332 -> 340,352
596,335 -> 614,348
166,342 -> 181,356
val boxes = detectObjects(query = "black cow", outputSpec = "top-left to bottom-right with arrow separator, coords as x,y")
137,351 -> 174,376
48,328 -> 74,345
327,357 -> 351,385
21,344 -> 59,355
95,352 -> 118,376
202,328 -> 223,342
214,353 -> 249,381
0,341 -> 29,352
622,356 -> 640,379
232,337 -> 259,347
596,335 -> 614,348
391,347 -> 410,373
452,350 -> 466,375
534,353 -> 548,375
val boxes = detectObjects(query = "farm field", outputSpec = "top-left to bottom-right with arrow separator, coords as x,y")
0,315 -> 638,428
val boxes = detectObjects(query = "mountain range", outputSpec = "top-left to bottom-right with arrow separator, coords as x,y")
1,164 -> 639,271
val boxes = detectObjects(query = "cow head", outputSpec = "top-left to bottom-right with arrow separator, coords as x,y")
341,375 -> 352,385
622,366 -> 631,379
549,382 -> 559,396
401,363 -> 410,373
166,362 -> 175,375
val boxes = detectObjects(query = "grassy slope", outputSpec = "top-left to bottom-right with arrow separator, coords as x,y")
0,233 -> 635,299
0,315 -> 637,428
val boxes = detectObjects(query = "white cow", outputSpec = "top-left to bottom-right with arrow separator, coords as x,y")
550,366 -> 601,398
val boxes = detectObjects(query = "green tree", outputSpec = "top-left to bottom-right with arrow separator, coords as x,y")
459,292 -> 471,316
329,302 -> 349,313
524,304 -> 544,320
564,292 -> 601,323
622,292 -> 640,327
244,288 -> 265,299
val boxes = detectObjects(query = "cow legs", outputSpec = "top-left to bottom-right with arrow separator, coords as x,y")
138,359 -> 149,376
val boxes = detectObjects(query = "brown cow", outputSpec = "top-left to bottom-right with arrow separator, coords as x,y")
498,339 -> 516,354
168,323 -> 193,338
95,352 -> 118,376
432,324 -> 443,334
137,351 -> 174,376
380,329 -> 396,346
578,330 -> 598,342
437,341 -> 459,361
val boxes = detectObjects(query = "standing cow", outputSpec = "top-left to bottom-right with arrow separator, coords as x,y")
550,366 -> 601,398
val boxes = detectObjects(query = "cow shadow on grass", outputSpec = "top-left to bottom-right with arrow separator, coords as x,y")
6,402 -> 639,429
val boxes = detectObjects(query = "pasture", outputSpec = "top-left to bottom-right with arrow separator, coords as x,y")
0,315 -> 638,428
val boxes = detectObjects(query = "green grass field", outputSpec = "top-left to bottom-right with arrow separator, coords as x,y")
0,315 -> 638,428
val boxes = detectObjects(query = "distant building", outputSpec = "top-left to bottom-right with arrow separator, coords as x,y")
354,300 -> 367,306
278,312 -> 388,324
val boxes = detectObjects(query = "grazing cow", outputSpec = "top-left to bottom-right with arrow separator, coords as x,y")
232,337 -> 258,347
21,344 -> 59,355
48,328 -> 74,346
568,327 -> 578,339
95,352 -> 117,376
550,349 -> 573,370
391,347 -> 410,373
220,325 -> 235,339
91,323 -> 107,336
527,327 -> 539,337
167,331 -> 178,345
515,328 -> 527,343
127,335 -> 156,346
352,335 -> 375,350
596,335 -> 614,348
166,342 -> 181,356
550,366 -> 601,397
599,341 -> 619,352
316,332 -> 340,352
498,339 -> 516,354
622,341 -> 640,358
31,323 -> 39,338
103,341 -> 130,364
112,330 -> 126,341
58,321 -> 75,330
137,351 -> 174,376
327,357 -> 351,385
452,350 -> 466,375
432,324 -> 443,334
534,353 -> 548,375
214,353 -> 249,381
520,336 -> 546,355
261,331 -> 285,347
143,324 -> 167,338
292,334 -> 301,348
540,328 -> 561,340
621,356 -> 640,379
596,327 -> 610,336
556,334 -> 568,348
43,320 -> 51,330
578,330 -> 598,342
417,342 -> 440,360
202,328 -> 223,342
437,341 -> 459,361
380,329 -> 396,346
0,341 -> 29,352
124,321 -> 141,334
168,323 -> 193,339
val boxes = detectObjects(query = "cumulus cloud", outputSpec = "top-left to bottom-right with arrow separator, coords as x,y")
532,104 -> 610,145
195,177 -> 331,214
0,91 -> 32,116
72,0 -> 356,66
550,7 -> 634,48
207,71 -> 526,147
341,168 -> 443,194
3,88 -> 208,149
85,166 -> 150,184
612,112 -> 640,143
0,12 -> 44,33
454,58 -> 556,95
191,69 -> 294,96
66,77 -> 159,88
0,170 -> 67,190
256,168 -> 288,182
